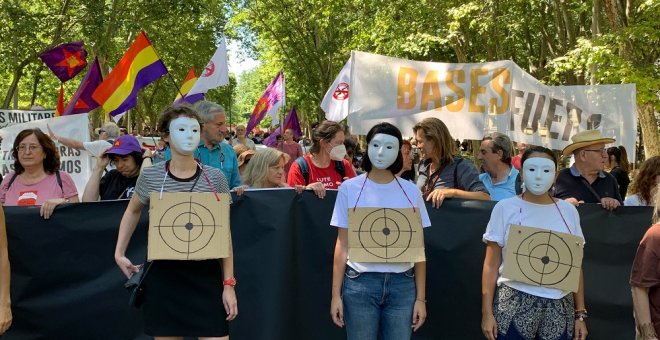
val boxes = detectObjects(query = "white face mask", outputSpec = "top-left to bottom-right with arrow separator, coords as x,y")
168,117 -> 201,155
522,157 -> 556,195
368,133 -> 399,170
328,144 -> 347,161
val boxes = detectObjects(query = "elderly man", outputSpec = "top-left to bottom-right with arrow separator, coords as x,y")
554,130 -> 621,210
231,125 -> 256,150
49,121 -> 120,157
164,101 -> 241,189
477,132 -> 519,201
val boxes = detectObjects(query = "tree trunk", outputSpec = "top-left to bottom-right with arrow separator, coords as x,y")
2,0 -> 71,109
638,102 -> 660,158
30,66 -> 43,107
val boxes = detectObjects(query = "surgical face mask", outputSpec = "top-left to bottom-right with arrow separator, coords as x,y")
522,157 -> 556,195
367,133 -> 399,170
168,117 -> 201,155
328,143 -> 347,161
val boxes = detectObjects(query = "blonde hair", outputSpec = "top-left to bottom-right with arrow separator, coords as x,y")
242,148 -> 290,188
412,117 -> 457,165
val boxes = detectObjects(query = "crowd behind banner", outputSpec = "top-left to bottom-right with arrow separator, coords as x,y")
2,193 -> 653,339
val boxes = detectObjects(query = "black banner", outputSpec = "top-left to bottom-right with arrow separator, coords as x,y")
2,191 -> 653,339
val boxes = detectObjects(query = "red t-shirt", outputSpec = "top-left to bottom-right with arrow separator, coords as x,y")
287,154 -> 356,190
630,223 -> 660,336
511,155 -> 522,170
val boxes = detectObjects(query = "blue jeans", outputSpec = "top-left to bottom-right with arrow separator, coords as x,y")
342,266 -> 416,340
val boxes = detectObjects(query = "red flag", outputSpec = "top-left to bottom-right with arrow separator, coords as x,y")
61,57 -> 103,115
55,84 -> 65,116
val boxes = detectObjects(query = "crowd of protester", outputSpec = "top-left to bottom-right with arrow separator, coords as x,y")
0,100 -> 659,339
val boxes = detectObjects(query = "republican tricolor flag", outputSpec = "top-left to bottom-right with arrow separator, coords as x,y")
92,31 -> 168,118
173,67 -> 203,104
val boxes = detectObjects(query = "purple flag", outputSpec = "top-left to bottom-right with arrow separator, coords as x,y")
39,41 -> 88,83
262,106 -> 302,146
61,57 -> 103,115
246,72 -> 284,133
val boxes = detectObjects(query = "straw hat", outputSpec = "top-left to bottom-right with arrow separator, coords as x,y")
562,130 -> 615,157
234,144 -> 256,167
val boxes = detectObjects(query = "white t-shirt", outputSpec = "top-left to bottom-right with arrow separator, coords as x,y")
83,140 -> 115,171
330,173 -> 431,273
83,140 -> 113,157
483,196 -> 584,299
624,194 -> 648,206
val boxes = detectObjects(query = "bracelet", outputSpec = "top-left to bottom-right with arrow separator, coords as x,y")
222,277 -> 237,287
637,323 -> 658,339
574,309 -> 588,321
416,298 -> 427,303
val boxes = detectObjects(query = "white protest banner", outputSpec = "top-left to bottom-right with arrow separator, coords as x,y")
0,109 -> 58,130
344,51 -> 637,160
0,113 -> 92,197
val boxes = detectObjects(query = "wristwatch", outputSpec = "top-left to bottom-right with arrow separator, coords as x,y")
223,277 -> 237,287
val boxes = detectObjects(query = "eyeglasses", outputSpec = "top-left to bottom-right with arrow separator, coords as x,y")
583,148 -> 607,155
98,129 -> 106,133
17,144 -> 42,153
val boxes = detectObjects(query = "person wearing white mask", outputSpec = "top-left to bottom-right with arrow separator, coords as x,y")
114,106 -> 237,340
287,120 -> 356,197
330,122 -> 430,340
481,146 -> 588,340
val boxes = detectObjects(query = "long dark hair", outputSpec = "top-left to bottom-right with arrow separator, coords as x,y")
12,128 -> 61,175
607,146 -> 630,172
361,122 -> 404,174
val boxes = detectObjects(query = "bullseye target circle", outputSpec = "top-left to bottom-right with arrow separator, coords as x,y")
355,208 -> 414,259
514,231 -> 577,286
155,200 -> 217,254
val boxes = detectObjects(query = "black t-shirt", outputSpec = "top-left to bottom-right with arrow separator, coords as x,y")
609,166 -> 630,199
99,170 -> 138,200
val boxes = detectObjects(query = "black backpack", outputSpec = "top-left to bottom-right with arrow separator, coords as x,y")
295,157 -> 345,185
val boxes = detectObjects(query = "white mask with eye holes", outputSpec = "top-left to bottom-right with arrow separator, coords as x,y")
168,117 -> 201,155
367,133 -> 400,170
522,157 -> 556,195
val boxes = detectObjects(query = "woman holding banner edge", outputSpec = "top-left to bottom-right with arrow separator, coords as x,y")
413,117 -> 490,208
481,146 -> 587,340
330,122 -> 430,339
114,106 -> 237,340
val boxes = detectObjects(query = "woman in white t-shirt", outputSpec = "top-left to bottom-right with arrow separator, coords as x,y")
481,146 -> 588,340
330,122 -> 431,340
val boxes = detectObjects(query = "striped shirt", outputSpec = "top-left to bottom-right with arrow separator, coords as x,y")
135,161 -> 230,206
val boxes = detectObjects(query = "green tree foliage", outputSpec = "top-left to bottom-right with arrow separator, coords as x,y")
2,1 -> 658,156
235,0 -> 658,156
0,0 -> 233,131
